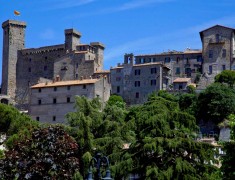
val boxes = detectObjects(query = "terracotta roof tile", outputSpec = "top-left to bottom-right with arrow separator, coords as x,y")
173,78 -> 191,83
31,79 -> 99,89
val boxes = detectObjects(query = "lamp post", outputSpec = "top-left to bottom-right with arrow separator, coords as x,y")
86,153 -> 112,180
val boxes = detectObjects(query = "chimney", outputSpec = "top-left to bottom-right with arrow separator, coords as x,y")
56,75 -> 60,82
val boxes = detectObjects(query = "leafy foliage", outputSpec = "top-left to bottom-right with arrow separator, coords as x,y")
114,94 -> 219,179
197,83 -> 235,124
215,70 -> 235,88
0,126 -> 80,179
0,103 -> 39,136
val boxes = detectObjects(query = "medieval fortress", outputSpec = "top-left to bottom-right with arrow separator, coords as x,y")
1,19 -> 235,122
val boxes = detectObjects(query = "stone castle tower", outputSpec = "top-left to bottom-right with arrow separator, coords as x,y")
1,19 -> 106,109
1,20 -> 26,98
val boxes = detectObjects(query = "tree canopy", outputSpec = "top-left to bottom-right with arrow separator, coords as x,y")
113,94 -> 219,179
0,126 -> 80,179
215,70 -> 235,88
197,83 -> 235,124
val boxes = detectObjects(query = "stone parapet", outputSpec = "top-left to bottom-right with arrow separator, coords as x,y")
2,20 -> 26,28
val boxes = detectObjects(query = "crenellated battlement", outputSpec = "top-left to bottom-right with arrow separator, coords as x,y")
2,20 -> 26,29
21,44 -> 65,55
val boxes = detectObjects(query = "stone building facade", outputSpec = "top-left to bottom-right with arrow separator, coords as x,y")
110,54 -> 170,104
29,77 -> 110,123
1,20 -> 106,109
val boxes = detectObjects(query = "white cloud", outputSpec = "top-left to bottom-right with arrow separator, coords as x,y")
118,0 -> 174,11
43,0 -> 96,10
39,29 -> 56,40
63,0 -> 174,19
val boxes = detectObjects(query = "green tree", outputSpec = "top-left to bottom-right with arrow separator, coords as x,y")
115,95 -> 219,179
179,93 -> 197,116
197,83 -> 235,124
221,114 -> 235,179
0,103 -> 38,136
215,70 -> 235,88
106,94 -> 126,109
66,96 -> 135,179
0,126 -> 80,179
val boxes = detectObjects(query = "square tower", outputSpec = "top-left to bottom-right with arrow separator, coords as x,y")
1,20 -> 26,98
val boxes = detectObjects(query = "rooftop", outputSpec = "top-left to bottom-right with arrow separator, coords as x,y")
31,79 -> 100,89
173,78 -> 191,83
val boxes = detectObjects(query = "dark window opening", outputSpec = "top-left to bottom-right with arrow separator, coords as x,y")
209,50 -> 213,58
36,117 -> 40,121
176,57 -> 180,63
38,88 -> 41,93
38,99 -> 41,105
83,84 -> 86,89
45,56 -> 48,60
54,87 -> 57,91
67,97 -> 71,103
222,49 -> 226,58
135,81 -> 140,87
117,86 -> 120,93
44,66 -> 47,71
28,67 -> 31,72
67,86 -> 71,90
53,116 -> 56,121
151,68 -> 157,74
53,98 -> 57,104
151,79 -> 156,85
136,92 -> 140,98
135,69 -> 141,75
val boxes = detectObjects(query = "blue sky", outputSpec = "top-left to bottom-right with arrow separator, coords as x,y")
1,0 -> 235,84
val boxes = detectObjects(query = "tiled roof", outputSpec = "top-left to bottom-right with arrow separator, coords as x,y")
94,70 -> 110,73
133,62 -> 162,67
136,50 -> 202,57
31,79 -> 99,89
110,66 -> 124,70
173,78 -> 191,83
74,51 -> 88,54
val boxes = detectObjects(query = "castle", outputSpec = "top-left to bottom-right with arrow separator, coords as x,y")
1,19 -> 235,121
1,20 -> 109,110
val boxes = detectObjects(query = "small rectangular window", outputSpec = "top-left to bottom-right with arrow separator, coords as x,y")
151,68 -> 157,74
151,80 -> 156,86
28,67 -> 31,72
38,99 -> 41,105
67,97 -> 70,103
136,92 -> 139,98
165,57 -> 171,63
44,66 -> 47,71
116,77 -> 121,81
67,86 -> 71,90
117,86 -> 120,93
222,49 -> 226,58
209,65 -> 213,74
135,81 -> 140,87
135,69 -> 141,75
54,87 -> 57,91
176,57 -> 180,64
53,116 -> 56,121
36,117 -> 40,121
38,88 -> 41,93
176,67 -> 180,74
116,69 -> 121,73
53,98 -> 57,104
209,50 -> 213,58
222,65 -> 226,71
76,74 -> 78,79
83,84 -> 86,89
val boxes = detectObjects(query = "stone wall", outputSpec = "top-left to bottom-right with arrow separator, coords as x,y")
29,77 -> 110,123
1,20 -> 26,99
